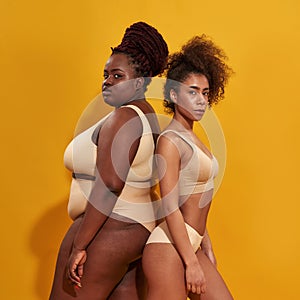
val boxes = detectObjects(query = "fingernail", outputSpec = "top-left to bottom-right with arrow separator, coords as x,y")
78,283 -> 82,288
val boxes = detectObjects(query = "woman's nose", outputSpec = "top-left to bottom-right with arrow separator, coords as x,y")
198,93 -> 207,105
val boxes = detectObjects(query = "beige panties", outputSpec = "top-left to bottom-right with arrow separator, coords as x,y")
146,220 -> 203,252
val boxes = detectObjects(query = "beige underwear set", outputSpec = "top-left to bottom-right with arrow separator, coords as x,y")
146,129 -> 219,252
64,104 -> 160,232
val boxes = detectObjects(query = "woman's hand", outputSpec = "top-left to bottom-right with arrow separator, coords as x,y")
66,247 -> 87,287
185,258 -> 206,294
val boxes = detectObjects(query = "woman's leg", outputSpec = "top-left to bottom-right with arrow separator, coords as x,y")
49,216 -> 82,299
70,217 -> 149,300
188,249 -> 234,300
49,216 -> 149,300
108,258 -> 147,300
142,243 -> 187,300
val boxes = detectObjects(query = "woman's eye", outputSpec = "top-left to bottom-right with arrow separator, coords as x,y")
189,90 -> 196,95
203,91 -> 209,96
103,73 -> 123,79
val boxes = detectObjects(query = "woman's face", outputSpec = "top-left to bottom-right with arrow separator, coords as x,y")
102,53 -> 141,107
173,73 -> 209,121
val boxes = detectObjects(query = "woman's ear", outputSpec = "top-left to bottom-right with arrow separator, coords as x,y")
135,77 -> 144,90
170,89 -> 177,103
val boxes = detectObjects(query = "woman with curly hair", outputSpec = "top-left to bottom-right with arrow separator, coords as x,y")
49,21 -> 168,300
142,35 -> 234,300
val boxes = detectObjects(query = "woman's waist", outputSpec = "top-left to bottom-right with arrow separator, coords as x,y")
178,189 -> 213,210
67,179 -> 160,221
119,184 -> 153,203
178,198 -> 211,235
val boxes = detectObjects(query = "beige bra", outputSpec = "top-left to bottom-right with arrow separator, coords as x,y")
63,104 -> 159,231
158,129 -> 219,196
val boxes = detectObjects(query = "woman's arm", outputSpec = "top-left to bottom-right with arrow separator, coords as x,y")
201,228 -> 217,267
67,107 -> 142,286
156,135 -> 206,295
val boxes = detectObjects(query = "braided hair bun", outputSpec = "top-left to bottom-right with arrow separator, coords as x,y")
112,21 -> 169,77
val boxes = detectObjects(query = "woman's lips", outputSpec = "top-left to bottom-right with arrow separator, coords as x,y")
102,90 -> 112,96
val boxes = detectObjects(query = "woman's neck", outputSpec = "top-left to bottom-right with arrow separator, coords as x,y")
173,111 -> 194,131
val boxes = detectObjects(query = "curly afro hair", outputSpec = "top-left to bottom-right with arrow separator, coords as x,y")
111,21 -> 169,85
164,35 -> 233,113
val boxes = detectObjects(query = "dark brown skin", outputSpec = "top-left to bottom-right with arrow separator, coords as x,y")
49,53 -> 160,300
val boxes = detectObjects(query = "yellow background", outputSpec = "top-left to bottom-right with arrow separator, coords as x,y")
1,0 -> 300,299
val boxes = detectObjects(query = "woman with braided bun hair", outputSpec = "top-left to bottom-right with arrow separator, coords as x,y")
142,35 -> 234,299
49,22 -> 168,300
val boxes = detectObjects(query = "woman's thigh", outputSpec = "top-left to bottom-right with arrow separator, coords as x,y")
78,219 -> 149,299
50,216 -> 150,300
108,258 -> 147,300
142,243 -> 187,300
49,216 -> 82,299
143,245 -> 234,300
188,249 -> 234,300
